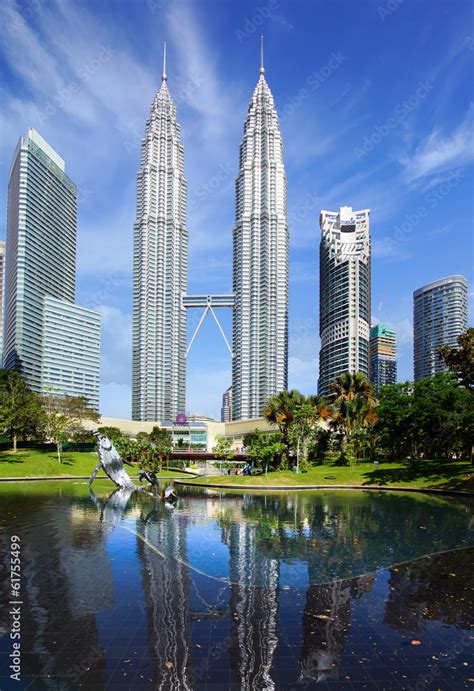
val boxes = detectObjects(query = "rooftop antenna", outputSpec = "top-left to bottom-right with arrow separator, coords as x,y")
260,35 -> 265,75
162,42 -> 167,81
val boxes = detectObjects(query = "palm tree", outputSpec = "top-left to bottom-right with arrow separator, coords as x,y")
263,389 -> 305,464
330,371 -> 377,406
330,375 -> 378,464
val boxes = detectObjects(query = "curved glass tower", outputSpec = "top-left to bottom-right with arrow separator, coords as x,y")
413,275 -> 468,381
132,48 -> 188,422
232,52 -> 289,420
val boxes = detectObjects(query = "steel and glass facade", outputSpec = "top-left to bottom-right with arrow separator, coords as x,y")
369,323 -> 397,391
221,386 -> 233,422
132,69 -> 188,422
4,129 -> 100,405
413,275 -> 468,381
42,297 -> 101,408
232,64 -> 289,419
318,206 -> 371,397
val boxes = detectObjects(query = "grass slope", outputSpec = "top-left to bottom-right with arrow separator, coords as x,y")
187,459 -> 474,492
0,449 -> 189,479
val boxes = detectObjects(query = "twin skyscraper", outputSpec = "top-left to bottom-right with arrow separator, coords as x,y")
132,43 -> 289,422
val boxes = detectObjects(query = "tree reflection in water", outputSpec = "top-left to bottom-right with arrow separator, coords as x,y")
0,484 -> 471,689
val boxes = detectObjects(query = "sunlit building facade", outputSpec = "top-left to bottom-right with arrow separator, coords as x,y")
232,58 -> 289,419
132,52 -> 188,421
318,206 -> 371,397
413,275 -> 468,381
4,129 -> 100,404
369,323 -> 397,391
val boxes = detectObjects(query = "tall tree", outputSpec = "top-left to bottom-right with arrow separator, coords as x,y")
439,328 -> 474,388
40,394 -> 100,463
0,369 -> 42,452
263,389 -> 305,463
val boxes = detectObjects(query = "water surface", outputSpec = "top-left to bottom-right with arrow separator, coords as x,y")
0,482 -> 472,690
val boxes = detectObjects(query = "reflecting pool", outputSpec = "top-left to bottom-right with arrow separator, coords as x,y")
0,482 -> 473,690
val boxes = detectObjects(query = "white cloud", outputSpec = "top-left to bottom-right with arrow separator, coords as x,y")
401,104 -> 474,182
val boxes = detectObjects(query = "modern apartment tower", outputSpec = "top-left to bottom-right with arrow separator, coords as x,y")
221,386 -> 233,422
3,128 -> 100,407
370,324 -> 397,391
0,240 -> 5,360
132,46 -> 188,422
318,206 -> 371,397
232,46 -> 289,420
413,275 -> 468,381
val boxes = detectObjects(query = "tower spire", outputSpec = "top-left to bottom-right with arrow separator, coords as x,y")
260,35 -> 265,75
162,42 -> 167,82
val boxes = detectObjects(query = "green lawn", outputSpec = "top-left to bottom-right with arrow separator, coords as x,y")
0,449 -> 190,479
186,459 -> 474,492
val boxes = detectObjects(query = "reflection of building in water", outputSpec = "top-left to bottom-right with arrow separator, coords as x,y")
384,550 -> 473,634
137,507 -> 193,690
10,500 -> 113,687
299,575 -> 374,683
226,522 -> 279,690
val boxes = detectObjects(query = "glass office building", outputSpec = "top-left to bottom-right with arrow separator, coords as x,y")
4,129 -> 100,406
413,275 -> 468,381
370,324 -> 397,391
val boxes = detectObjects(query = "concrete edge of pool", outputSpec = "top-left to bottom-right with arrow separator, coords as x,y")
0,475 -> 198,482
0,477 -> 472,497
173,479 -> 474,497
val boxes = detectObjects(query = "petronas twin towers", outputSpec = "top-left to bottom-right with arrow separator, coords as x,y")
132,43 -> 288,422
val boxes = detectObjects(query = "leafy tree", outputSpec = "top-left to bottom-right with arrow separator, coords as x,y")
150,427 -> 173,470
243,429 -> 286,475
97,426 -> 124,443
263,389 -> 305,464
40,394 -> 100,463
330,373 -> 378,464
376,374 -> 473,462
212,436 -> 235,466
0,369 -> 43,452
439,327 -> 474,388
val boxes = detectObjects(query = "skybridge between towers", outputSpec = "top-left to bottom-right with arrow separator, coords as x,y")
182,293 -> 235,358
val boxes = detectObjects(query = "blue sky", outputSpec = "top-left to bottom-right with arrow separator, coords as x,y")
1,0 -> 473,419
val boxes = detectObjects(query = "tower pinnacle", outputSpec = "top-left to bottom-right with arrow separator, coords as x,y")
260,35 -> 265,75
162,42 -> 167,82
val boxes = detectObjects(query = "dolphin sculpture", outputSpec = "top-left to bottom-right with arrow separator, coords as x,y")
89,431 -> 136,490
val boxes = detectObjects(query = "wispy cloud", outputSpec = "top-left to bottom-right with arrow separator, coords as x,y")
401,103 -> 474,182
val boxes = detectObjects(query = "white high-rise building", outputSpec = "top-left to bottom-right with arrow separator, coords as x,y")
318,206 -> 371,397
232,46 -> 289,420
4,129 -> 100,407
132,47 -> 188,422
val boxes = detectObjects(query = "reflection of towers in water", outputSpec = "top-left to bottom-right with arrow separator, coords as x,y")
6,501 -> 112,687
227,522 -> 279,690
299,574 -> 374,683
137,509 -> 193,690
